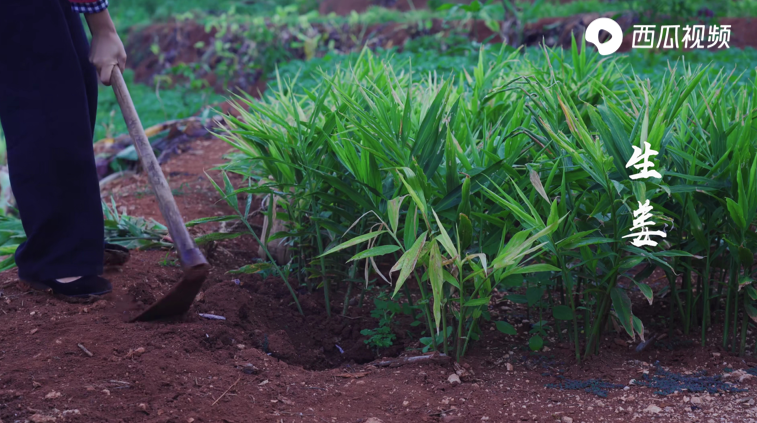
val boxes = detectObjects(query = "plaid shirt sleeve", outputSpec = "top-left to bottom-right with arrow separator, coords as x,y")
70,0 -> 109,14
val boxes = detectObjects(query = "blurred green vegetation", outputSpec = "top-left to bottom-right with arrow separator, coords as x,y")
93,69 -> 223,141
71,43 -> 757,141
109,0 -> 624,30
108,0 -> 318,28
108,0 -> 757,31
81,0 -> 757,141
5,0 -> 757,148
270,42 -> 757,96
622,0 -> 757,19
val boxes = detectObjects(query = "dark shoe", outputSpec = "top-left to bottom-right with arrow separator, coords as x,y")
104,242 -> 130,267
23,275 -> 112,298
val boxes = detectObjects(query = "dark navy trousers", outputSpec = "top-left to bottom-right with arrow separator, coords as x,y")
0,0 -> 104,281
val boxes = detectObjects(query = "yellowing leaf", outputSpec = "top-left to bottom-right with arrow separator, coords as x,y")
429,241 -> 444,331
391,231 -> 428,298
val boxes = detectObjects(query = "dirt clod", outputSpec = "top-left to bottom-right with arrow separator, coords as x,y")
44,391 -> 61,400
126,346 -> 146,358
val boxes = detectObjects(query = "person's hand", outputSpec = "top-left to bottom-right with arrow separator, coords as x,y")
85,11 -> 126,86
89,30 -> 126,85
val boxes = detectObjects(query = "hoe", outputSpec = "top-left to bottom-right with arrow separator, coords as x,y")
111,67 -> 210,321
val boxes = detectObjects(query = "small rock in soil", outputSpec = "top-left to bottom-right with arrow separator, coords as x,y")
691,396 -> 703,405
199,313 -> 226,320
562,417 -> 573,423
506,363 -> 514,371
448,374 -> 461,385
723,369 -> 753,383
365,418 -> 384,423
644,404 -> 662,414
138,403 -> 149,413
126,347 -> 145,359
242,363 -> 258,374
44,390 -> 61,399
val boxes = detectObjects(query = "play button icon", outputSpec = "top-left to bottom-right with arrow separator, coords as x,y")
585,18 -> 623,55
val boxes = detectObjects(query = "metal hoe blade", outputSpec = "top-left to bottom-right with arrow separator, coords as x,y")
130,248 -> 209,322
111,67 -> 210,321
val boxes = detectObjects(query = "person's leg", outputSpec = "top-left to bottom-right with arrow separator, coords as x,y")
65,0 -> 123,264
0,0 -> 104,282
67,1 -> 131,269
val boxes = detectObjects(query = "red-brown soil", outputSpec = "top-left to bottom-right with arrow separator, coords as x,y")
3,129 -> 757,422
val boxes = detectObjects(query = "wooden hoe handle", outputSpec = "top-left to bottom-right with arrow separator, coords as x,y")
110,67 -> 207,269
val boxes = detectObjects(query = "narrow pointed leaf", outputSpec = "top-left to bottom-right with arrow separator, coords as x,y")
320,231 -> 386,258
348,245 -> 401,262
